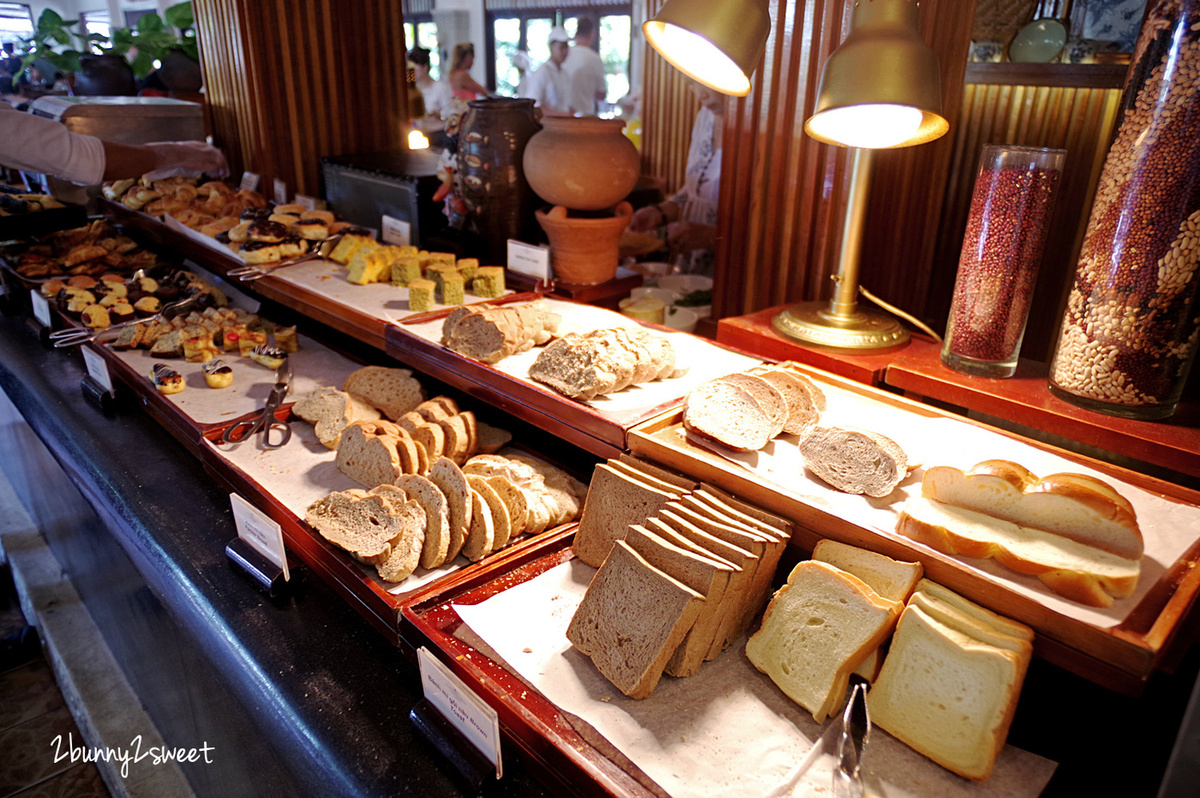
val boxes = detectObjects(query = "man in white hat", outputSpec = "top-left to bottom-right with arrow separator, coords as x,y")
520,25 -> 572,115
563,17 -> 607,116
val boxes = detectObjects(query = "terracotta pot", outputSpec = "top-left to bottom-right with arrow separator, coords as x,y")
158,48 -> 203,93
456,97 -> 542,262
523,117 -> 640,211
72,54 -> 137,96
536,202 -> 632,284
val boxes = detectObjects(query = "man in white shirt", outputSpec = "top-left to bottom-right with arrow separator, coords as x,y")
0,101 -> 226,185
520,26 -> 572,116
563,17 -> 607,116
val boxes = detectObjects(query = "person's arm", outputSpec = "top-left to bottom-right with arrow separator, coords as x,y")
101,141 -> 158,180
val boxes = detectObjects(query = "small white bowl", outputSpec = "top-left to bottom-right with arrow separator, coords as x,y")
630,286 -> 681,305
662,305 -> 699,333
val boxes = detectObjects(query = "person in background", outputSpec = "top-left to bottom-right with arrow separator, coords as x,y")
407,46 -> 453,121
520,26 -> 572,116
0,101 -> 228,185
627,80 -> 725,275
563,17 -> 607,116
448,42 -> 488,100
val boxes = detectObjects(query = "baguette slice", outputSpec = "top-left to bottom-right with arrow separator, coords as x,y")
745,560 -> 900,722
799,426 -> 908,497
465,475 -> 510,559
898,496 -> 1140,607
428,457 -> 472,563
395,474 -> 451,570
867,604 -> 1026,781
566,540 -> 705,699
461,489 -> 495,562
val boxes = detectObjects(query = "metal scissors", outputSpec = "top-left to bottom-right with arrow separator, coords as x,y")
221,358 -> 293,448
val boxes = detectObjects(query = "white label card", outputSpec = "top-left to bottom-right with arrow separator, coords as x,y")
507,239 -> 551,283
240,172 -> 261,192
417,646 -> 502,778
229,493 -> 290,581
81,346 -> 113,394
381,215 -> 411,246
30,290 -> 51,327
272,179 -> 288,206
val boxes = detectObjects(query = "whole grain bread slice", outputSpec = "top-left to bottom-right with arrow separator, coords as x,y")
428,457 -> 472,562
395,474 -> 451,569
335,421 -> 404,488
573,463 -> 681,567
343,365 -> 424,420
465,475 -> 511,558
293,386 -> 381,449
461,488 -> 495,563
304,489 -> 395,565
367,485 -> 427,582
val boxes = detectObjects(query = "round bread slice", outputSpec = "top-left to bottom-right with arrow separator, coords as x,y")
799,426 -> 908,498
682,379 -> 775,451
718,372 -> 788,439
428,457 -> 472,563
750,366 -> 824,435
461,488 -> 495,562
367,485 -> 426,582
467,474 -> 512,553
395,474 -> 451,569
342,365 -> 424,420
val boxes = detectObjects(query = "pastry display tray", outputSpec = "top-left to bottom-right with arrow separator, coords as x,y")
627,364 -> 1200,692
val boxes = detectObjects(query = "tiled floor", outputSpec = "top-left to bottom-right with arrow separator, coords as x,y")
0,568 -> 109,798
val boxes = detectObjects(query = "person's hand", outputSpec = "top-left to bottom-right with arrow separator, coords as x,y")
143,141 -> 229,181
629,204 -> 666,233
666,221 -> 715,257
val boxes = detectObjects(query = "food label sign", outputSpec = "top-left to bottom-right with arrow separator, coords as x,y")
229,493 -> 290,581
507,240 -> 551,284
417,646 -> 502,777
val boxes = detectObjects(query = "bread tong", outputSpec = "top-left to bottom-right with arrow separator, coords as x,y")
220,355 -> 292,448
49,293 -> 201,348
226,235 -> 342,282
765,677 -> 870,797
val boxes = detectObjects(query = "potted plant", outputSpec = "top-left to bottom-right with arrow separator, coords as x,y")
136,3 -> 202,93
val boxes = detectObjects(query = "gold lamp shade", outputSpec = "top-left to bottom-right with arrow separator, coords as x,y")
804,0 -> 948,148
643,0 -> 771,97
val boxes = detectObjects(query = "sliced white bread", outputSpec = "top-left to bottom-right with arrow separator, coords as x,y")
428,457 -> 472,563
461,488 -> 495,562
466,474 -> 511,557
921,460 -> 1143,560
898,495 -> 1141,607
746,560 -> 900,722
566,539 -> 706,699
293,386 -> 381,449
694,484 -> 792,539
623,524 -> 733,678
682,378 -> 775,451
366,485 -> 427,582
395,474 -> 451,570
908,592 -> 1033,664
335,421 -> 404,488
812,539 -> 923,605
799,426 -> 908,498
866,604 -> 1026,781
342,365 -> 424,420
913,579 -> 1035,643
573,463 -> 681,568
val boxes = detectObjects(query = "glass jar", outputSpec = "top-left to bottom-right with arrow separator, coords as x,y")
942,145 -> 1066,378
1048,0 -> 1200,419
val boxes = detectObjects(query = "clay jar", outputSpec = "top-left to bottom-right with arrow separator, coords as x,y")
536,203 -> 633,284
523,117 -> 640,210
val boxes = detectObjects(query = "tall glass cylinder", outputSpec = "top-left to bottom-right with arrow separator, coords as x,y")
1048,0 -> 1200,419
942,145 -> 1066,378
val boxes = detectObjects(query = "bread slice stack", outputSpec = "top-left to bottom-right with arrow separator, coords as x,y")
568,460 -> 794,697
896,459 -> 1143,607
304,487 -> 427,582
867,579 -> 1034,781
529,326 -> 685,401
683,362 -> 826,451
441,300 -> 561,364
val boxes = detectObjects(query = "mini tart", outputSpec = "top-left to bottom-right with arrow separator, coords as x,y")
151,363 -> 185,394
203,359 -> 234,388
248,220 -> 289,243
240,241 -> 282,265
249,344 -> 287,370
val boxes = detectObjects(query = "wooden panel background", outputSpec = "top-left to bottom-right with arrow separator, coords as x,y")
193,0 -> 412,199
638,0 -> 699,197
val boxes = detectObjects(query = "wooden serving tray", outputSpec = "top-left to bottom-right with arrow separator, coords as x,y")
399,527 -> 661,798
627,365 -> 1200,694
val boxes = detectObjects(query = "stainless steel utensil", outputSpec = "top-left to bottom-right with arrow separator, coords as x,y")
220,357 -> 292,448
49,293 -> 201,348
227,235 -> 341,282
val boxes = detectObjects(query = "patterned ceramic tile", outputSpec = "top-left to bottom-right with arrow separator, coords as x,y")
0,661 -> 63,733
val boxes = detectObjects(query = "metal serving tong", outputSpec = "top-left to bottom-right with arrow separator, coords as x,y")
220,356 -> 293,448
50,293 -> 201,349
765,676 -> 871,798
227,235 -> 342,282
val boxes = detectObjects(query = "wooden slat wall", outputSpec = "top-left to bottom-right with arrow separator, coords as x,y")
638,0 -> 697,198
926,82 -> 1122,361
192,0 -> 411,198
711,0 -> 973,319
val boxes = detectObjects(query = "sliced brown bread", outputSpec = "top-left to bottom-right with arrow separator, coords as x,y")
616,454 -> 698,493
366,485 -> 427,582
293,386 -> 382,449
475,421 -> 513,454
435,413 -> 472,465
304,489 -> 396,565
461,489 -> 495,562
395,474 -> 451,569
745,560 -> 900,722
682,378 -> 775,451
479,474 -> 528,541
799,426 -> 908,498
335,421 -> 404,488
397,411 -> 446,463
566,539 -> 705,699
572,463 -> 681,567
342,365 -> 424,421
428,457 -> 472,563
717,372 -> 788,438
465,475 -> 511,557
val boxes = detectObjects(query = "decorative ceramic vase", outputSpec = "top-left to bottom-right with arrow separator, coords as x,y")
456,98 -> 542,261
1048,0 -> 1200,419
535,202 -> 633,284
523,117 -> 640,210
942,145 -> 1065,378
72,54 -> 137,96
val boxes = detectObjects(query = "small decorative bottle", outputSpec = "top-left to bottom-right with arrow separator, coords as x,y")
942,144 -> 1066,378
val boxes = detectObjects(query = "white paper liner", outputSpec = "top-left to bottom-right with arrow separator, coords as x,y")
453,561 -> 1056,798
680,377 -> 1200,628
403,298 -> 761,422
